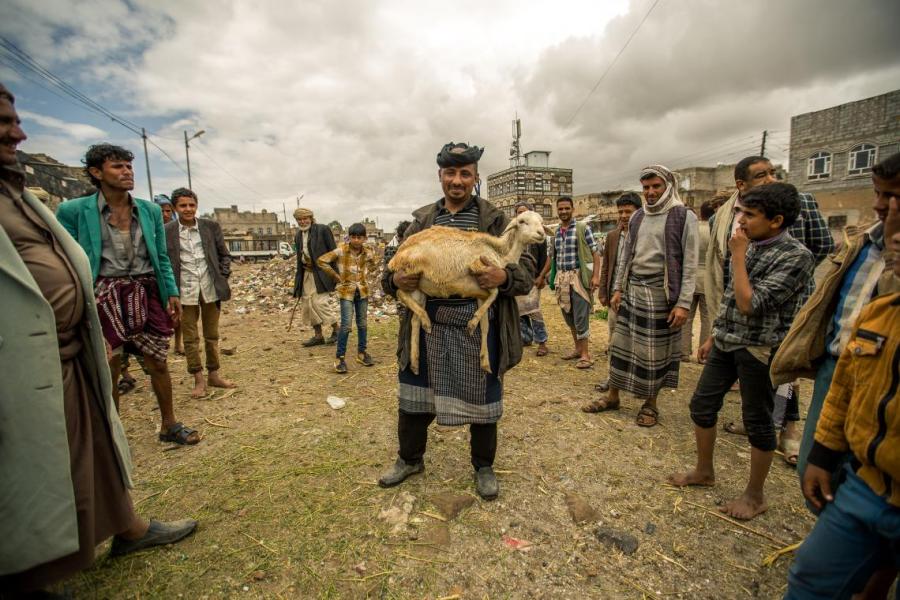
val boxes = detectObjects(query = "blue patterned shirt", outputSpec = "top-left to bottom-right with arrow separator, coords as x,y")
554,220 -> 599,271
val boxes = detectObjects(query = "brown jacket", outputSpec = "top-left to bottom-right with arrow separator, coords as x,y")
164,218 -> 232,302
808,293 -> 900,507
770,223 -> 898,385
599,226 -> 623,305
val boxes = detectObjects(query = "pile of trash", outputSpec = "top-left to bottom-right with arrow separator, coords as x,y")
227,255 -> 398,318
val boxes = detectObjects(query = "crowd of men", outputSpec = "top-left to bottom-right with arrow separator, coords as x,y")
1,80 -> 899,599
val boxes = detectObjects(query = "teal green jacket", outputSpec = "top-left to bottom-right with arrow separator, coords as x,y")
1,187 -> 133,576
56,192 -> 179,301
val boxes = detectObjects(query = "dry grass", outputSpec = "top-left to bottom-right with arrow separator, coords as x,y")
65,264 -> 814,599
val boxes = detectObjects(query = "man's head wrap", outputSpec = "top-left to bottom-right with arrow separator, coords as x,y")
154,194 -> 172,206
294,207 -> 314,221
639,164 -> 684,215
514,200 -> 534,212
436,142 -> 484,168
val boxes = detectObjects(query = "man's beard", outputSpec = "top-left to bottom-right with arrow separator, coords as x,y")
299,224 -> 311,232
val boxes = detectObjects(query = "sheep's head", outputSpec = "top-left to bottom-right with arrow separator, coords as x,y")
503,210 -> 545,244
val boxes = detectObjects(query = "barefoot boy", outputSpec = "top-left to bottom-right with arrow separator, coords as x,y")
317,223 -> 377,373
668,182 -> 814,520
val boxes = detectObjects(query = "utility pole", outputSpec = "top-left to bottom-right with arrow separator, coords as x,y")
141,128 -> 153,200
184,129 -> 206,189
760,130 -> 767,157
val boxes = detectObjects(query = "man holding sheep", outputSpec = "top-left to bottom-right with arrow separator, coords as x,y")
378,142 -> 535,500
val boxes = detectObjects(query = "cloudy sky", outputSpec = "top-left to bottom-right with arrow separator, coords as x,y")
1,0 -> 898,230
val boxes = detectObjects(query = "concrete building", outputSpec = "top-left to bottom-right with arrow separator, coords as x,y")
17,150 -> 95,211
361,217 -> 384,244
486,150 -> 573,220
211,205 -> 290,236
788,89 -> 900,230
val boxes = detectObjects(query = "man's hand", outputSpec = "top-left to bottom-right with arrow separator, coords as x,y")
598,297 -> 609,308
610,291 -> 622,312
472,256 -> 508,289
728,227 -> 750,257
697,336 -> 714,363
590,274 -> 601,293
668,306 -> 689,328
802,464 -> 835,511
886,194 -> 900,244
167,297 -> 182,324
393,271 -> 421,292
534,274 -> 546,290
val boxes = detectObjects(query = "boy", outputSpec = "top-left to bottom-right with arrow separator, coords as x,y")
668,182 -> 814,520
317,223 -> 377,373
784,229 -> 900,599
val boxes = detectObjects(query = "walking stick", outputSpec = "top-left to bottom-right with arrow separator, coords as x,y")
287,297 -> 301,331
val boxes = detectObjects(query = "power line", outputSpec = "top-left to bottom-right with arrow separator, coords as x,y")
563,0 -> 662,128
190,141 -> 263,198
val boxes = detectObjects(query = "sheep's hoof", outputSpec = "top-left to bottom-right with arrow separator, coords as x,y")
466,318 -> 480,334
480,360 -> 491,373
421,321 -> 433,333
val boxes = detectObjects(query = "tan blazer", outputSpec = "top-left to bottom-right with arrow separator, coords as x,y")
0,188 -> 133,575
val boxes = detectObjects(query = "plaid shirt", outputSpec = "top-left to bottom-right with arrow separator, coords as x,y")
724,192 -> 833,290
554,219 -> 599,271
713,232 -> 815,349
317,243 -> 377,300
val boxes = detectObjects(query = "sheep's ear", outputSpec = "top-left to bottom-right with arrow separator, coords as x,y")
502,218 -> 518,234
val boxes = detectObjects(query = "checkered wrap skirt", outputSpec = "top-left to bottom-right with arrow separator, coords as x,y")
608,273 -> 681,398
398,298 -> 502,425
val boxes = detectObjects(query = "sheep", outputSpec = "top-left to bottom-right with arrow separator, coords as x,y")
388,210 -> 545,375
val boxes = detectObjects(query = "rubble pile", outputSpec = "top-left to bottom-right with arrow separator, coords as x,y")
227,255 -> 397,319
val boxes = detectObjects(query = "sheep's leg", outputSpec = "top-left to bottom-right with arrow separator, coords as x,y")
397,289 -> 431,332
466,287 -> 498,334
409,313 -> 421,375
478,311 -> 491,373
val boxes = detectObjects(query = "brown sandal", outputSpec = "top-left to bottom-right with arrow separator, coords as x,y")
581,397 -> 620,413
636,406 -> 659,427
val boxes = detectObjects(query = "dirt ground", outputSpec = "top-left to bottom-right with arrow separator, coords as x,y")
68,263 -> 816,599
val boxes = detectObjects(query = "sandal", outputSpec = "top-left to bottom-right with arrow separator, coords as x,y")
723,421 -> 747,436
581,397 -> 620,413
117,374 -> 136,395
575,358 -> 594,369
159,422 -> 200,445
636,406 -> 659,427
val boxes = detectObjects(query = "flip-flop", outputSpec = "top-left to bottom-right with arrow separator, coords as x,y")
575,358 -> 594,369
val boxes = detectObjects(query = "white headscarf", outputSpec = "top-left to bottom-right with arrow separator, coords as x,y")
640,165 -> 684,215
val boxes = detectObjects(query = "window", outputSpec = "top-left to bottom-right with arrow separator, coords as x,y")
807,152 -> 831,180
267,227 -> 272,234
848,144 -> 876,176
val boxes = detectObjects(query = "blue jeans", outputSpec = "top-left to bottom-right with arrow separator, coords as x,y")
336,291 -> 367,358
520,314 -> 548,345
786,468 -> 900,599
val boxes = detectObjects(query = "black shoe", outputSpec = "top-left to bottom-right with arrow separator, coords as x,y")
475,466 -> 499,500
326,331 -> 338,345
334,358 -> 348,374
378,458 -> 424,487
108,518 -> 198,557
356,352 -> 375,367
302,335 -> 325,347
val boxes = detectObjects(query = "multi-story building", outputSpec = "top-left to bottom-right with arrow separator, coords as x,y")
486,151 -> 573,220
211,205 -> 290,236
788,89 -> 900,230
